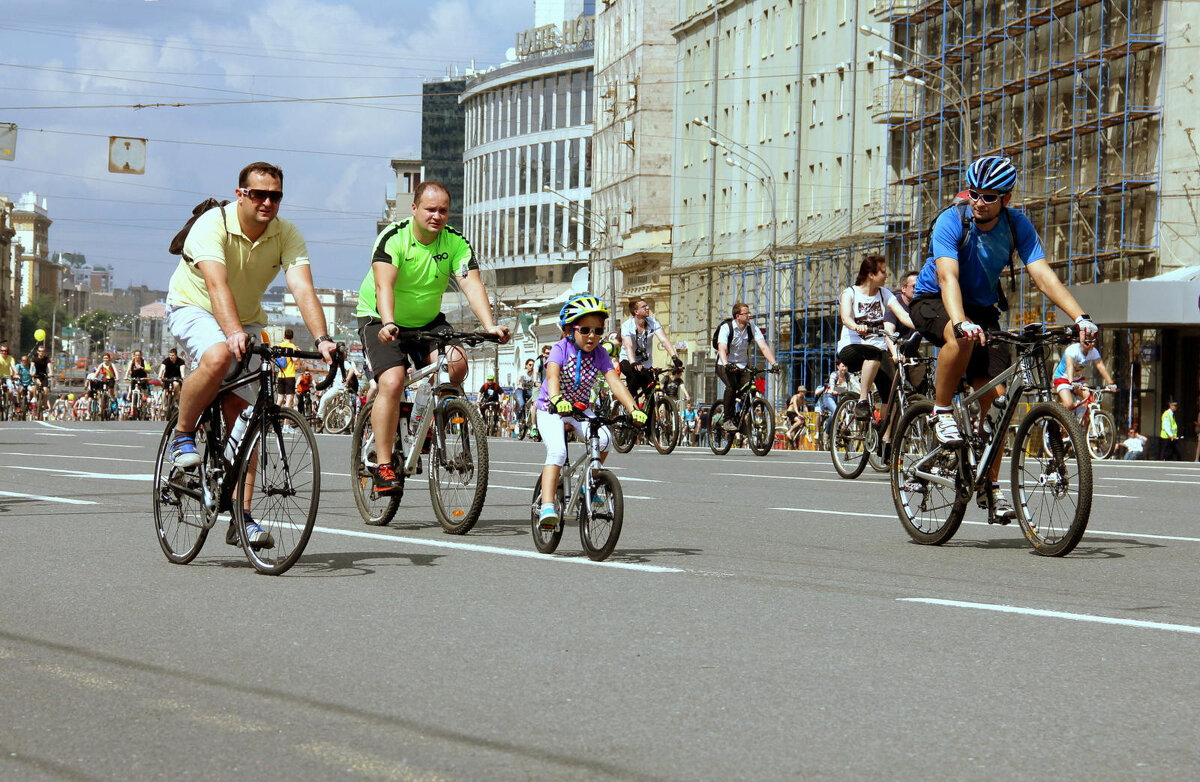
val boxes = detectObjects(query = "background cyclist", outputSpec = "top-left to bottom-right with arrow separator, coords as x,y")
1053,331 -> 1116,414
714,302 -> 778,432
619,298 -> 683,407
158,348 -> 186,399
535,294 -> 646,530
908,155 -> 1097,521
478,374 -> 502,432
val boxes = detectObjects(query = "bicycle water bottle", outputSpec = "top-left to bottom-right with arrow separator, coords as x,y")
224,405 -> 255,461
411,384 -> 432,430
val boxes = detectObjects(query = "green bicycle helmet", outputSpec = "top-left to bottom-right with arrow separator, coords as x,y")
559,293 -> 610,330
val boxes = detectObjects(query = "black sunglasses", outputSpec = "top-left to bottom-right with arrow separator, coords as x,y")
966,189 -> 1002,204
238,188 -> 283,203
573,326 -> 604,336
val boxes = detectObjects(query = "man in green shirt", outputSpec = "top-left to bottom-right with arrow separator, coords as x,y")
357,181 -> 509,497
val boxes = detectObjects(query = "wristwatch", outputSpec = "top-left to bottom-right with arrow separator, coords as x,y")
315,335 -> 333,347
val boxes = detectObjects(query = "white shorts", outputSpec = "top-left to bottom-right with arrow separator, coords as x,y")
166,304 -> 265,403
537,407 -> 611,467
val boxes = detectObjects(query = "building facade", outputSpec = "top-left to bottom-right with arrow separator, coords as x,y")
422,77 -> 467,228
13,192 -> 59,308
0,195 -> 18,343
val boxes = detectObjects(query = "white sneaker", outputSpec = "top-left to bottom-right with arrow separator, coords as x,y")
931,413 -> 962,446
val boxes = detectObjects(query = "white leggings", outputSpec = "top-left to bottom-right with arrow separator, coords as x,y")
537,407 -> 611,466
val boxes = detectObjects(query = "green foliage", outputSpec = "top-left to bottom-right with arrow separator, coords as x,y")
74,310 -> 118,353
18,295 -> 57,352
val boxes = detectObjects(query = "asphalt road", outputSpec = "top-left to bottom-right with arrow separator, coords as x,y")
3,420 -> 1200,780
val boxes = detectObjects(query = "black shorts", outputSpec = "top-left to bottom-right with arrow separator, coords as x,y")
358,313 -> 448,377
277,376 -> 296,395
909,294 -> 1010,380
837,344 -> 895,398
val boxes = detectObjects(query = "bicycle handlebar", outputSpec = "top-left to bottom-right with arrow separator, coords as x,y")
985,323 -> 1079,346
388,326 -> 503,348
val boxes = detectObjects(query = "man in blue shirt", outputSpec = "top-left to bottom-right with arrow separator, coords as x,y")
909,156 -> 1098,520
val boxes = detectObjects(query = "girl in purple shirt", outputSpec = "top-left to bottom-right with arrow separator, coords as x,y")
537,294 -> 644,529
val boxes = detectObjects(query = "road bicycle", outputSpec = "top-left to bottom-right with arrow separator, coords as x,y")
479,401 -> 500,437
126,379 -> 150,421
831,331 -> 933,478
890,323 -> 1092,557
162,380 -> 181,422
1066,383 -> 1118,460
152,340 -> 338,575
321,387 -> 363,435
708,366 -> 777,456
529,405 -> 628,561
515,395 -> 537,440
350,328 -> 500,531
612,371 -> 681,455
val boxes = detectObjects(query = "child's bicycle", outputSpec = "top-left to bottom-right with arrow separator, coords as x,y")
1069,383 -> 1118,460
529,404 -> 629,561
151,340 -> 341,575
708,366 -> 778,456
350,328 -> 501,531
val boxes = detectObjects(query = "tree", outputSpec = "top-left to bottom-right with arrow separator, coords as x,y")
74,310 -> 118,355
19,294 -> 57,353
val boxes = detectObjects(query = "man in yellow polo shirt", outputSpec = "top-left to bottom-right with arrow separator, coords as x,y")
164,161 -> 337,548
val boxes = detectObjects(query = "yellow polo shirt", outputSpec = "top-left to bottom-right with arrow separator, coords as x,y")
167,204 -> 310,325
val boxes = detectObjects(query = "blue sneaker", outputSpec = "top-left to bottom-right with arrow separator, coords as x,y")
538,504 -> 559,531
170,434 -> 201,468
581,483 -> 606,508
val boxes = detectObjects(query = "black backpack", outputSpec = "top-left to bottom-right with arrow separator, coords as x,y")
169,198 -> 230,262
711,318 -> 757,353
925,197 -> 1017,312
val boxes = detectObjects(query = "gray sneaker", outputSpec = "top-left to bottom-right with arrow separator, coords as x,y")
931,413 -> 963,446
721,419 -> 738,432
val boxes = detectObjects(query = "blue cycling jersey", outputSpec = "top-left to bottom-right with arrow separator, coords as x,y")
914,207 -> 1046,307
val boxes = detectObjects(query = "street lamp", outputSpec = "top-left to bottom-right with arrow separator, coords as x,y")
690,117 -> 779,403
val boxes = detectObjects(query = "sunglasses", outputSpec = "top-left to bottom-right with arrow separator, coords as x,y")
573,326 -> 604,336
966,189 -> 1003,204
238,188 -> 284,203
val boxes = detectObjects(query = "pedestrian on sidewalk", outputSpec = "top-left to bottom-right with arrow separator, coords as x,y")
1159,400 -> 1181,460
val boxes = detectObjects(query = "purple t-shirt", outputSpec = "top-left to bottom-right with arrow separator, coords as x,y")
536,337 -> 615,410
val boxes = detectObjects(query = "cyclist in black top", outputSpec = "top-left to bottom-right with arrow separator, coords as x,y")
125,349 -> 150,389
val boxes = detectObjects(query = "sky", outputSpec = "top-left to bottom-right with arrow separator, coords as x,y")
1,0 -> 533,294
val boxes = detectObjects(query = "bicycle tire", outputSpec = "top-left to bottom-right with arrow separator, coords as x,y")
830,397 -> 870,479
530,479 -> 565,554
1011,402 -> 1093,557
579,470 -> 624,561
234,407 -> 319,575
428,397 -> 489,535
746,397 -> 775,457
612,417 -> 637,453
866,424 -> 888,472
708,402 -> 733,455
152,415 -> 211,564
350,398 -> 401,526
322,395 -> 353,435
1087,409 -> 1116,460
651,394 -> 680,455
891,400 -> 970,545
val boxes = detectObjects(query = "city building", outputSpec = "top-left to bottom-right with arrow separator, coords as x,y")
380,159 -> 422,230
672,0 -> 890,400
12,192 -> 62,308
0,195 -> 18,343
459,0 -> 598,384
593,0 -> 679,368
422,77 -> 467,228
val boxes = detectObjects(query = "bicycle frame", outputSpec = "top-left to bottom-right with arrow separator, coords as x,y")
553,414 -> 609,524
396,352 -> 456,478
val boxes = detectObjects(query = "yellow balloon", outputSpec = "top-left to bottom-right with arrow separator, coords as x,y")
33,328 -> 46,342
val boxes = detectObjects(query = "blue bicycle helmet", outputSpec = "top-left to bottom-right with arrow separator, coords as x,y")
965,156 -> 1018,193
558,293 -> 610,330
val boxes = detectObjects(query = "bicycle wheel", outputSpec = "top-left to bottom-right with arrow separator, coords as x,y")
708,402 -> 733,455
651,394 -> 680,455
234,407 -> 319,575
530,479 -> 565,554
830,398 -> 870,479
746,397 -> 775,457
891,400 -> 970,545
612,417 -> 638,453
1011,402 -> 1093,556
866,424 -> 889,472
428,397 -> 489,535
1087,410 -> 1116,460
580,470 -> 624,561
322,395 -> 353,435
350,398 -> 401,526
152,415 -> 211,564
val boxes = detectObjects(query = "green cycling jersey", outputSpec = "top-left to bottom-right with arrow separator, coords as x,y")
356,218 -> 478,327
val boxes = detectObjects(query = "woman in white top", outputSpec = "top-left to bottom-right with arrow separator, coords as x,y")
836,254 -> 915,430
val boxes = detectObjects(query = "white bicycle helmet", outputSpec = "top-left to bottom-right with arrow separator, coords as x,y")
965,156 -> 1018,193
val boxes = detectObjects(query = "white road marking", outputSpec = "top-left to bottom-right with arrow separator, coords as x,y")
83,442 -> 142,448
769,507 -> 1200,542
719,472 -> 883,484
310,525 -> 684,573
2,452 -> 151,465
1100,476 -> 1191,485
7,466 -> 152,481
0,490 -> 97,505
899,598 -> 1200,636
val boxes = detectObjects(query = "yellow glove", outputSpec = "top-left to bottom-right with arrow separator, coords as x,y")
549,394 -> 573,415
630,409 -> 648,427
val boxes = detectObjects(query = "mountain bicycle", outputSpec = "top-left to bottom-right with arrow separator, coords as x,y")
350,328 -> 500,532
152,340 -> 340,575
479,401 -> 500,437
831,331 -> 933,478
516,395 -> 537,440
890,323 -> 1092,557
127,379 -> 149,421
708,366 -> 777,456
612,371 -> 681,455
322,387 -> 363,435
529,404 -> 628,561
